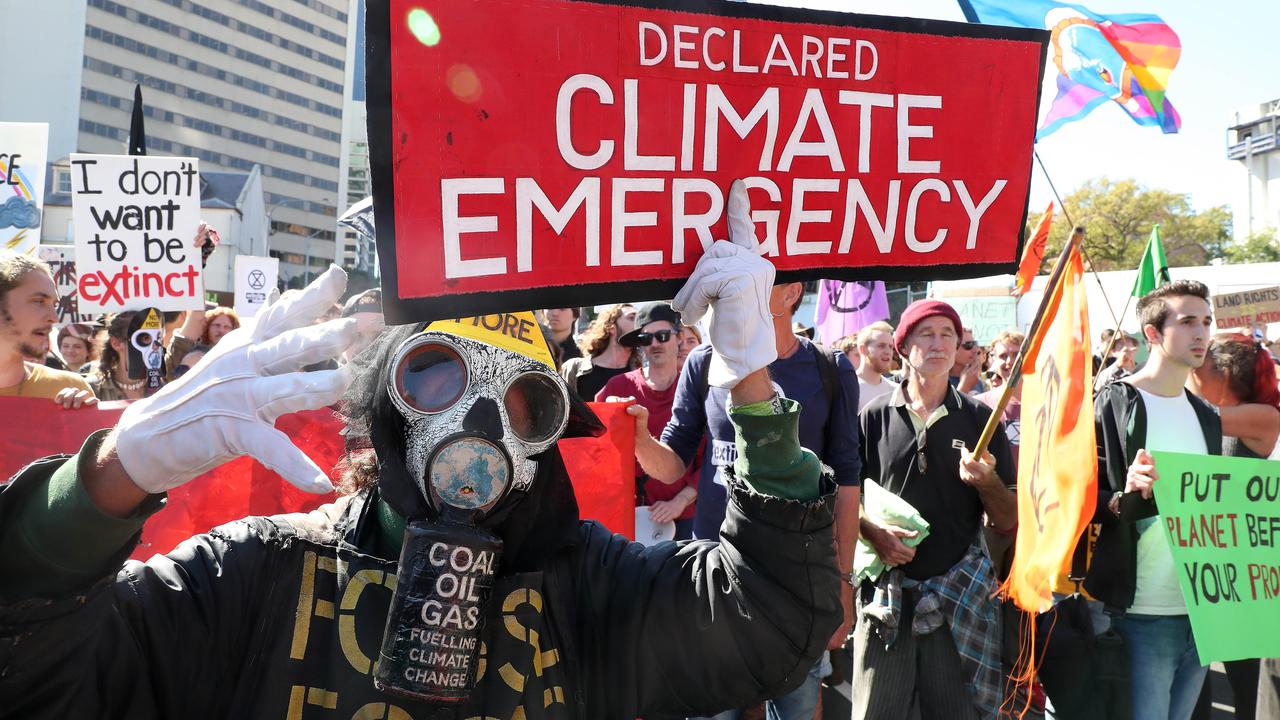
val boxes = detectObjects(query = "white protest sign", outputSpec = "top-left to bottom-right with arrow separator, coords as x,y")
947,296 -> 1018,345
0,123 -> 49,255
234,255 -> 278,318
70,154 -> 204,313
37,245 -> 95,324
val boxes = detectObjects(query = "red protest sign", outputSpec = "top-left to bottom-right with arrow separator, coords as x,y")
368,0 -> 1048,322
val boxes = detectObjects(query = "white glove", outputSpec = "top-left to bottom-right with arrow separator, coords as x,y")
113,266 -> 363,494
672,180 -> 777,389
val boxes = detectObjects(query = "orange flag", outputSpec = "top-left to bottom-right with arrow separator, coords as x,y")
1012,202 -> 1054,296
1001,244 -> 1096,613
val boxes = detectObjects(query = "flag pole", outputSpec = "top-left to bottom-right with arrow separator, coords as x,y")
1033,152 -> 1122,331
973,227 -> 1083,459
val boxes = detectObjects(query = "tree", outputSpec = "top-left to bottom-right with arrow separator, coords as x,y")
1222,228 -> 1280,265
1028,178 -> 1232,273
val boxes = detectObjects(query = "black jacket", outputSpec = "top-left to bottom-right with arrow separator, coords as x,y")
1082,381 -> 1222,611
0,448 -> 840,720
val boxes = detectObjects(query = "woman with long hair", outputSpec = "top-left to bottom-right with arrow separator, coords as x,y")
1187,333 -> 1280,720
91,311 -> 200,401
559,304 -> 638,400
202,307 -> 241,347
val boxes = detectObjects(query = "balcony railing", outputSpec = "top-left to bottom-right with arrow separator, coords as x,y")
1228,132 -> 1278,160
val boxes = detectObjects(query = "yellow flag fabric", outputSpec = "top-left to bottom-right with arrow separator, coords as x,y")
1002,246 -> 1097,613
426,312 -> 556,370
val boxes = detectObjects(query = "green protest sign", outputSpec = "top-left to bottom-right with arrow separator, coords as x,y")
1151,451 -> 1280,664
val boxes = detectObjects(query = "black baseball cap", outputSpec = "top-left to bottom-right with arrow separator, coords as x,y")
619,302 -> 681,347
341,288 -> 382,318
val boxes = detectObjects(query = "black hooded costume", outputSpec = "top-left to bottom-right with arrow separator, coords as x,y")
0,322 -> 841,720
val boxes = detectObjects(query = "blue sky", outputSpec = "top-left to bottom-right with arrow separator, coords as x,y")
744,0 -> 1280,218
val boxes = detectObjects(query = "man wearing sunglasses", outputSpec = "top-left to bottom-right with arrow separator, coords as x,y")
0,182 -> 841,720
950,328 -> 987,394
599,302 -> 700,540
854,299 -> 1017,720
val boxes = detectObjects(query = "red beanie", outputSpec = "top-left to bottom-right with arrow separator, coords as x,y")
894,299 -> 963,355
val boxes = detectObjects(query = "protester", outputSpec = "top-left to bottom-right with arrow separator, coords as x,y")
559,303 -> 638,400
852,320 -> 896,412
1086,280 -> 1220,720
56,324 -> 97,373
599,302 -> 699,540
91,311 -> 200,401
677,323 -> 702,368
950,327 -> 987,393
0,251 -> 96,408
338,288 -> 385,364
1095,333 -> 1138,387
541,307 -> 582,362
1095,328 -> 1117,375
0,232 -> 844,718
976,330 -> 1025,468
634,278 -> 861,720
201,307 -> 241,348
1186,333 -> 1280,720
853,299 -> 1017,720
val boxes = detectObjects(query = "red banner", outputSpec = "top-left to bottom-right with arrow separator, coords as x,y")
369,0 -> 1049,321
2,397 -> 638,556
560,401 -> 638,540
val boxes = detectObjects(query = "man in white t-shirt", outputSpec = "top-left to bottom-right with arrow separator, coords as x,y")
852,320 -> 895,412
1085,280 -> 1220,720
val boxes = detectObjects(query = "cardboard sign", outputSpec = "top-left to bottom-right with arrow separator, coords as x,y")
946,295 -> 1018,344
1212,286 -> 1280,330
36,245 -> 95,324
234,255 -> 279,318
368,0 -> 1048,322
1151,451 -> 1280,664
0,122 -> 48,255
69,154 -> 204,313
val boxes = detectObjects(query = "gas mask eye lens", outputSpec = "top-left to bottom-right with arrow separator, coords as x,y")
395,341 -> 468,413
504,372 -> 567,444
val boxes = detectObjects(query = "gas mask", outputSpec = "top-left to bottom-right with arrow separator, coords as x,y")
388,329 -> 569,516
374,313 -> 570,703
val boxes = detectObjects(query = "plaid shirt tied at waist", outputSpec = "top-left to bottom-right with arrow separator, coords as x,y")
861,543 -> 1003,719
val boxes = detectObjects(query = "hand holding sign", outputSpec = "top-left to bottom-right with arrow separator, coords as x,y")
673,180 -> 777,389
109,266 -> 359,496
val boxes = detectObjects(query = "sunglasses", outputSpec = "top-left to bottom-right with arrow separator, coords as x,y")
389,337 -> 568,445
916,427 -> 928,475
960,341 -> 977,350
632,330 -> 675,346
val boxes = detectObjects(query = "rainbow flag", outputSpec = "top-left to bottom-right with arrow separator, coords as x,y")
959,0 -> 1181,140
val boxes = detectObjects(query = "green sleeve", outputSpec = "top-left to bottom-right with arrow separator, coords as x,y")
0,430 -> 162,600
729,397 -> 821,501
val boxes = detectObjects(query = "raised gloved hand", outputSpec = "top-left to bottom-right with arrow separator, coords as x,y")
112,266 -> 364,495
672,180 -> 777,389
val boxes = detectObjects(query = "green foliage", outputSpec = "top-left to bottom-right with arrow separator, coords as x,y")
1027,178 -> 1232,273
1221,228 -> 1280,265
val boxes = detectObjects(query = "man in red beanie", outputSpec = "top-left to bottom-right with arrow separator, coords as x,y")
852,299 -> 1018,720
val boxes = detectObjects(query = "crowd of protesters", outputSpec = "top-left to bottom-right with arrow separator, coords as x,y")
4,243 -> 1280,720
